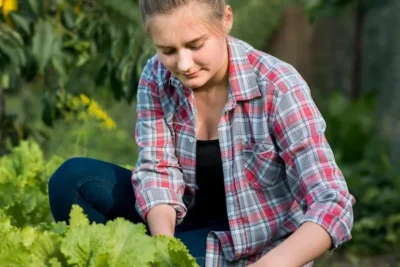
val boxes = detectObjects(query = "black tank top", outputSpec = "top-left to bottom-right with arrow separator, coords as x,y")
178,139 -> 228,230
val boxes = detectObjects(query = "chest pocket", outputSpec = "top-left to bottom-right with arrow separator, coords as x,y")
242,139 -> 284,189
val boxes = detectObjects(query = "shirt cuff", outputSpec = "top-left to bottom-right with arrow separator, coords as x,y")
135,187 -> 187,225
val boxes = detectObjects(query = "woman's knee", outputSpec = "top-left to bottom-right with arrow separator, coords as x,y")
48,157 -> 97,221
48,157 -> 130,194
48,157 -> 94,192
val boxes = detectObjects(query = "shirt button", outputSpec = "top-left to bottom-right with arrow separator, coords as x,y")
189,137 -> 195,143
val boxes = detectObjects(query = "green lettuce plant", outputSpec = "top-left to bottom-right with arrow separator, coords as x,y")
0,205 -> 199,267
0,140 -> 64,227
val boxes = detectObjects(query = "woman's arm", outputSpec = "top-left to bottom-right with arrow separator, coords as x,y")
252,79 -> 354,266
147,205 -> 176,237
132,58 -> 187,226
251,222 -> 331,267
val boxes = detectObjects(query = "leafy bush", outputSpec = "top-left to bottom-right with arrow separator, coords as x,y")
41,99 -> 137,167
42,119 -> 136,168
230,0 -> 287,50
0,140 -> 64,227
7,90 -> 137,167
0,205 -> 198,267
0,0 -> 152,149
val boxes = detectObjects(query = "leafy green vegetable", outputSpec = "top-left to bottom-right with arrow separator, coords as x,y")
155,235 -> 199,267
0,205 -> 199,266
0,141 -> 64,227
0,141 -> 199,266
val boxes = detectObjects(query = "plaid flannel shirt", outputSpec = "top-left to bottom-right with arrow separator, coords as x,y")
131,37 -> 354,266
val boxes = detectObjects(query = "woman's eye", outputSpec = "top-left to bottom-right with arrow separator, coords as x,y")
190,43 -> 203,50
162,49 -> 175,55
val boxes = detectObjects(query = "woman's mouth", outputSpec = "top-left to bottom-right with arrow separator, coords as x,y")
184,70 -> 201,78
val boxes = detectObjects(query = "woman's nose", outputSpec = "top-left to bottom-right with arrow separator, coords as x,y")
177,50 -> 194,73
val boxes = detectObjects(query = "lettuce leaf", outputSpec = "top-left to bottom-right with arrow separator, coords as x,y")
61,205 -> 157,266
155,235 -> 199,267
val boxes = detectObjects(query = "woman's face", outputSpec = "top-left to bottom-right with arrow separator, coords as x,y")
149,4 -> 233,89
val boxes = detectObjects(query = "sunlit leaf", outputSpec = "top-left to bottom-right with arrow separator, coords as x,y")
28,0 -> 42,16
61,8 -> 75,29
9,12 -> 31,35
32,19 -> 55,73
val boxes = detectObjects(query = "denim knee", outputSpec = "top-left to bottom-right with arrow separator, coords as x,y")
48,157 -> 94,221
49,157 -> 97,192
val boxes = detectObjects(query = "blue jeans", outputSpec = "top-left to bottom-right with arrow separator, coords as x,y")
48,157 -> 228,266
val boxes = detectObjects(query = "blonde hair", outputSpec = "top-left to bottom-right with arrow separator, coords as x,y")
139,0 -> 227,33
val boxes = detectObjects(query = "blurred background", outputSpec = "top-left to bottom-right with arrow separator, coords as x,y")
0,0 -> 399,266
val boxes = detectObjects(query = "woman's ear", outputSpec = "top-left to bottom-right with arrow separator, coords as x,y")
223,5 -> 233,33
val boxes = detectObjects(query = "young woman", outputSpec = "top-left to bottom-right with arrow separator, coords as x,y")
48,0 -> 355,266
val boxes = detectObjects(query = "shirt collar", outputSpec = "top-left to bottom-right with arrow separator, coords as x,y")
226,36 -> 260,102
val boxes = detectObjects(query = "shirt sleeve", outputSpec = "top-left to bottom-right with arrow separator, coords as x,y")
272,82 -> 355,248
131,58 -> 187,224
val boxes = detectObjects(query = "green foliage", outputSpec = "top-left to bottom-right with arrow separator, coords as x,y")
0,0 -> 153,127
230,0 -> 288,50
41,98 -> 137,167
318,92 -> 400,257
42,90 -> 117,128
0,205 -> 199,267
43,120 -> 137,168
302,0 -> 355,21
0,140 -> 64,227
7,89 -> 137,167
302,0 -> 396,21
